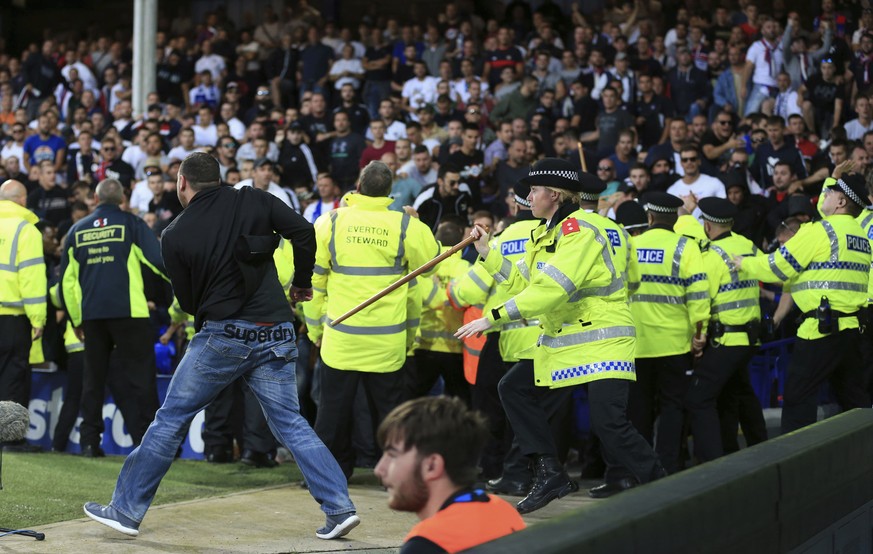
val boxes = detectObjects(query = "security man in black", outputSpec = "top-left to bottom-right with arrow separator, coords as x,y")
59,178 -> 168,457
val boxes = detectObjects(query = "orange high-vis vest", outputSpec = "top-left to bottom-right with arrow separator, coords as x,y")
404,491 -> 525,553
447,281 -> 485,384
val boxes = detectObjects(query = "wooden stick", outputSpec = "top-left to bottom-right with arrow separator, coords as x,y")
577,141 -> 588,173
329,233 -> 481,327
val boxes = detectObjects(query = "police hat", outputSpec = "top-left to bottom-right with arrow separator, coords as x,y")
827,174 -> 870,208
513,180 -> 532,207
615,200 -> 647,230
579,171 -> 607,202
644,191 -> 683,213
698,197 -> 738,224
518,158 -> 582,193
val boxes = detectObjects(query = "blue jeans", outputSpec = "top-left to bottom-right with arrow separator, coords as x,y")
744,84 -> 775,116
109,319 -> 355,523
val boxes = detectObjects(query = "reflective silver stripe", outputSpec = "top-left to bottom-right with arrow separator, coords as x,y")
65,341 -> 85,352
672,236 -> 688,278
406,318 -> 420,328
577,219 -> 618,279
469,271 -> 490,293
570,277 -> 626,301
791,281 -> 868,293
421,330 -> 459,340
541,263 -> 576,296
768,252 -> 791,281
621,227 -> 631,274
710,245 -> 738,283
333,265 -> 405,276
502,318 -> 541,330
712,298 -> 759,314
516,259 -> 530,281
8,220 -> 26,268
396,213 -> 410,269
539,325 -> 636,348
447,284 -> 464,308
628,281 -> 641,293
631,293 -> 686,304
17,257 -> 44,270
313,264 -> 327,275
3,296 -> 45,307
463,344 -> 481,357
861,212 -> 873,230
820,220 -> 839,262
494,257 -> 513,283
328,319 -> 408,335
424,280 -> 439,305
686,291 -> 710,301
504,298 -> 522,320
752,244 -> 759,255
408,277 -> 418,288
313,286 -> 326,293
305,315 -> 324,326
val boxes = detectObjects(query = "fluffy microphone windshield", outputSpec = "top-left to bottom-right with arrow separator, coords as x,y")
0,401 -> 29,443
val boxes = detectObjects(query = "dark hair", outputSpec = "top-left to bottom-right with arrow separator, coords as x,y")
377,396 -> 488,488
462,122 -> 479,133
438,162 -> 460,180
630,162 -> 649,174
435,220 -> 464,245
358,161 -> 393,197
766,115 -> 784,127
679,142 -> 700,156
179,152 -> 221,190
413,144 -> 430,156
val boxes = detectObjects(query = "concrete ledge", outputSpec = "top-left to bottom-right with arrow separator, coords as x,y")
469,409 -> 873,554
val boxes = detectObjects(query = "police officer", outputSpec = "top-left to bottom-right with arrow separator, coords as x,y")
0,180 -> 46,414
458,159 -> 664,513
615,200 -> 649,237
448,182 -> 542,492
59,178 -> 167,457
685,197 -> 767,463
628,192 -> 710,475
734,174 -> 872,433
304,161 -> 441,479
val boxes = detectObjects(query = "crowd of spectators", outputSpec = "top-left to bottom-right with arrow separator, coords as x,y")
7,0 -> 872,449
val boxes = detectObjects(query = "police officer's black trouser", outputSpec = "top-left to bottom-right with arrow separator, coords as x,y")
717,360 -> 769,454
53,351 -> 84,451
472,333 -> 514,479
782,329 -> 870,434
686,344 -> 761,462
314,361 -> 404,479
0,315 -> 31,409
406,349 -> 470,405
80,318 -> 158,448
629,353 -> 692,474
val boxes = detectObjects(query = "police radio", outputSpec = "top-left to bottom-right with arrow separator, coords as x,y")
817,296 -> 834,334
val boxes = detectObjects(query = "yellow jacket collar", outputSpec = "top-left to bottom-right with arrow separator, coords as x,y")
344,192 -> 393,210
0,200 -> 39,225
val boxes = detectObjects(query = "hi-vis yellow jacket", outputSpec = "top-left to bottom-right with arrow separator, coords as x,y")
449,218 -> 541,363
417,247 -> 470,354
856,206 -> 873,304
703,232 -> 762,347
49,284 -> 84,354
630,226 -> 710,357
578,210 -> 638,300
0,200 -> 46,328
483,206 -> 637,389
742,213 -> 871,340
304,193 -> 440,372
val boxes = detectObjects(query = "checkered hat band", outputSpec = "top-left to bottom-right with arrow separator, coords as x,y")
837,178 -> 866,206
702,213 -> 733,224
645,203 -> 678,213
514,194 -> 532,207
528,169 -> 580,181
580,192 -> 599,201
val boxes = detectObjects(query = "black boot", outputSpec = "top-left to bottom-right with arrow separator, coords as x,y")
516,455 -> 577,514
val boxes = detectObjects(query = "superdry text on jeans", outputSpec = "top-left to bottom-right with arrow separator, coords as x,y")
223,323 -> 294,343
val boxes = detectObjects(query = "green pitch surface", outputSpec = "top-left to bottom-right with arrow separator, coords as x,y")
0,452 -> 303,529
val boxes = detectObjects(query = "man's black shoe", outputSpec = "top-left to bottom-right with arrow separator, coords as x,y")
516,456 -> 577,514
588,477 -> 637,499
486,476 -> 530,497
206,447 -> 233,464
81,444 -> 106,458
240,449 -> 278,468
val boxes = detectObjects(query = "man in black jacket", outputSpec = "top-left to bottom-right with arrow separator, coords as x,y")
412,163 -> 473,232
84,153 -> 360,541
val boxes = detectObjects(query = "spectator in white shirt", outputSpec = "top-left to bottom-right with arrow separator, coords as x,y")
774,71 -> 802,123
743,18 -> 783,116
194,39 -> 226,83
219,102 -> 246,141
401,60 -> 438,116
130,167 -> 163,216
844,96 -> 873,140
188,71 -> 221,110
668,144 -> 726,219
233,157 -> 301,211
192,105 -> 219,147
328,44 -> 365,90
167,128 -> 202,162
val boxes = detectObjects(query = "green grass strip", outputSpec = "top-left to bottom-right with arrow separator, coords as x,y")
0,452 -> 303,528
